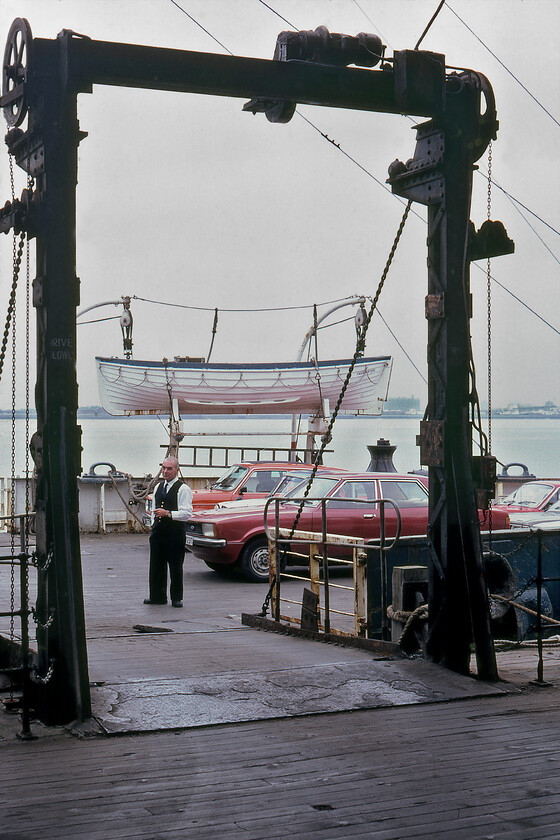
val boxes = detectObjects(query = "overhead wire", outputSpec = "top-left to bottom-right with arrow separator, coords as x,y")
168,0 -> 233,54
348,1 -> 558,239
296,111 -> 426,223
256,0 -> 296,29
375,308 -> 428,384
445,3 -> 560,129
350,0 -> 390,45
130,294 -> 363,314
490,181 -> 560,267
170,0 -> 556,252
166,0 -> 559,364
471,263 -> 560,336
476,171 -> 560,238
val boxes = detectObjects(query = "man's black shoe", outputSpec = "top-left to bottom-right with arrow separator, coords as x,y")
143,598 -> 167,605
172,601 -> 183,608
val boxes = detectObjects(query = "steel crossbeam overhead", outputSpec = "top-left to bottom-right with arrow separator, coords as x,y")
1,18 -> 513,723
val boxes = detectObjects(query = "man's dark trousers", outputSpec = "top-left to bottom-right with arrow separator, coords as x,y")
149,523 -> 186,603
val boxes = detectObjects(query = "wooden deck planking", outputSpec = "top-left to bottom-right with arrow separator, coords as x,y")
3,533 -> 560,838
3,691 -> 560,839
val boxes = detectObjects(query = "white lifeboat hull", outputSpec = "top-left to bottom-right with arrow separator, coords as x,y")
95,355 -> 392,416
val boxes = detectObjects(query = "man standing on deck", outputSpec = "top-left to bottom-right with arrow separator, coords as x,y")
144,456 -> 193,608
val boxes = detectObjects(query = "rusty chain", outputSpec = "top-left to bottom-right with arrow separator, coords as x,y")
260,199 -> 413,617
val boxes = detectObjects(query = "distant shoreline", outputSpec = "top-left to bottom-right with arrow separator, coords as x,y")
0,409 -> 559,421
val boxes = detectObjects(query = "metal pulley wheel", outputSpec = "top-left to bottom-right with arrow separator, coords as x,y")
2,18 -> 32,127
120,309 -> 133,330
354,301 -> 367,329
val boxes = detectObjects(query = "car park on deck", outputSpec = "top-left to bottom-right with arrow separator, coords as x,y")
185,471 -> 511,581
190,461 -> 346,511
143,461 -> 346,523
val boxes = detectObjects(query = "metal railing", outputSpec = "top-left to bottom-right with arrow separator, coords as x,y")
263,496 -> 401,640
529,529 -> 560,684
0,512 -> 36,739
387,527 -> 560,680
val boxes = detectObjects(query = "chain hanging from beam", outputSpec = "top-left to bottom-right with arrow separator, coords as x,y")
260,199 -> 412,618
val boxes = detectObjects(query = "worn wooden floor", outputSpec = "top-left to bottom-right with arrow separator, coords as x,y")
2,687 -> 559,839
1,533 -> 560,838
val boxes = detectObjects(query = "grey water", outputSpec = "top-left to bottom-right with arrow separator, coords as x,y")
1,416 -> 558,480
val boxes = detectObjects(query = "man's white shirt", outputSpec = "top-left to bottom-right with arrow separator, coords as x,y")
151,477 -> 193,525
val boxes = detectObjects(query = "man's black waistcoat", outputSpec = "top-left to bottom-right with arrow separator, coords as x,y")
153,480 -> 186,532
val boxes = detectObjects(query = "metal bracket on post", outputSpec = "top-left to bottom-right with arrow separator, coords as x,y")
387,124 -> 445,207
416,420 -> 444,468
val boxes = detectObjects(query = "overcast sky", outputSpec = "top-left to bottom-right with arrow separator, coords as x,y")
1,0 -> 558,410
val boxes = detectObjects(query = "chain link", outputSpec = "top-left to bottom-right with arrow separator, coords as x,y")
31,606 -> 55,630
35,547 -> 54,573
30,659 -> 55,685
260,200 -> 413,616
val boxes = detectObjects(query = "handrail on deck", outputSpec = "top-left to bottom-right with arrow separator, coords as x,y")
0,511 -> 36,739
263,495 -> 401,639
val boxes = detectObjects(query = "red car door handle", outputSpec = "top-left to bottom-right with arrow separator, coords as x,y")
363,513 -> 376,519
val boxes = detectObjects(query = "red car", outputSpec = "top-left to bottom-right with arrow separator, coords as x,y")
493,479 -> 560,514
190,461 -> 345,511
186,471 -> 511,582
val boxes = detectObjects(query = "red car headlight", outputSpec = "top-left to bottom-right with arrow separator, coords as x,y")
201,522 -> 218,538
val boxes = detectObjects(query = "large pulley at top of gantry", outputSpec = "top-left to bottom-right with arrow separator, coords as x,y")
2,18 -> 32,127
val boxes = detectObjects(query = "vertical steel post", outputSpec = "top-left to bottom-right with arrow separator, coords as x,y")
26,35 -> 91,723
390,75 -> 498,679
274,498 -> 281,622
379,500 -> 389,641
321,499 -> 331,633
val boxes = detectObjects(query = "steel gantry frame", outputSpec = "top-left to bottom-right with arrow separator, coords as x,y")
1,19 -> 513,723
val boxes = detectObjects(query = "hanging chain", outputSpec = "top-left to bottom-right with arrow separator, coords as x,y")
2,158 -> 25,383
486,141 -> 493,456
24,181 -> 32,627
2,159 -> 33,388
260,200 -> 413,617
9,154 -> 18,646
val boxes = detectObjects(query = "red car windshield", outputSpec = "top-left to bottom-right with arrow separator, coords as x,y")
210,465 -> 248,491
284,476 -> 342,503
500,482 -> 556,508
272,473 -> 313,496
